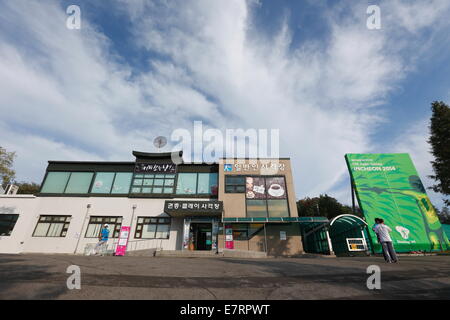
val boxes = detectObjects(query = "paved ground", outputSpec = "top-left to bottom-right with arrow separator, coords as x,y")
0,254 -> 449,299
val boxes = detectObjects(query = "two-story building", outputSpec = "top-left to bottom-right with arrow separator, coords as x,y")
0,151 -> 307,256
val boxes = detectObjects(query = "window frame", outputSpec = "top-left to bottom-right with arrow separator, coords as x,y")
134,217 -> 171,239
84,216 -> 123,238
32,215 -> 71,238
0,214 -> 20,236
130,173 -> 176,196
244,175 -> 291,218
224,175 -> 246,193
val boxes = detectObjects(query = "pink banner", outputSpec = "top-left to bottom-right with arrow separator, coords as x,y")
225,225 -> 234,249
115,226 -> 131,256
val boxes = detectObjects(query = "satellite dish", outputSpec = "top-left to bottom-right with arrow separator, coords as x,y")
153,136 -> 167,149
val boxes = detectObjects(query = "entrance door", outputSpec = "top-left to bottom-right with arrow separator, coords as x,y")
190,223 -> 212,250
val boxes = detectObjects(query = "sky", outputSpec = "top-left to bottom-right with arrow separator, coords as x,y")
0,0 -> 449,208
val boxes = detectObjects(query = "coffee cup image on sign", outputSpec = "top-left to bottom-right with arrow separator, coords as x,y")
268,183 -> 285,197
395,226 -> 410,240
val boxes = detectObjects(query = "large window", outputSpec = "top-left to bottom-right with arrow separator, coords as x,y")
231,224 -> 264,240
41,171 -> 132,195
85,216 -> 122,238
135,217 -> 171,239
0,214 -> 19,236
130,174 -> 175,195
176,173 -> 218,195
91,172 -> 133,194
33,215 -> 71,237
40,172 -> 71,193
225,176 -> 246,193
64,172 -> 94,194
245,176 -> 290,218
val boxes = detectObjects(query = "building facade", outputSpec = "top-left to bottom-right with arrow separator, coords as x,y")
0,151 -> 305,256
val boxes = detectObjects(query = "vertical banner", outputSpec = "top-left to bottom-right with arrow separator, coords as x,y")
115,226 -> 131,256
183,218 -> 191,250
212,219 -> 219,251
225,225 -> 234,249
346,153 -> 450,253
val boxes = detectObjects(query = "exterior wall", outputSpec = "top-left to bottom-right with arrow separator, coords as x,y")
218,223 -> 303,256
218,158 -> 299,218
0,195 -> 185,254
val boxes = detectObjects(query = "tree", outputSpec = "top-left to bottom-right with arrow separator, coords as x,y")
0,147 -> 16,188
428,101 -> 450,206
15,182 -> 41,195
438,207 -> 450,225
297,194 -> 361,220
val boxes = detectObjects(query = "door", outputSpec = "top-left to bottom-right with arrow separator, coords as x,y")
191,223 -> 212,250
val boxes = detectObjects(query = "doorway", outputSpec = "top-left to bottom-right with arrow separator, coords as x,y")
189,223 -> 212,250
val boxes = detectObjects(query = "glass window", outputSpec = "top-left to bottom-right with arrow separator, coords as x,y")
64,172 -> 94,194
225,176 -> 246,193
246,200 -> 268,218
267,200 -> 290,217
91,172 -> 115,194
131,174 -> 174,194
176,173 -> 197,194
197,173 -> 218,195
134,217 -> 171,239
111,173 -> 133,194
0,214 -> 19,236
85,216 -> 122,238
33,216 -> 71,237
40,172 -> 70,193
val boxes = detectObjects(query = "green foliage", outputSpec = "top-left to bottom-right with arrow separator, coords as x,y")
15,182 -> 41,195
0,147 -> 16,188
428,101 -> 450,206
297,194 -> 360,220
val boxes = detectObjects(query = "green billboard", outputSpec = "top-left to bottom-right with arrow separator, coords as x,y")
345,153 -> 449,253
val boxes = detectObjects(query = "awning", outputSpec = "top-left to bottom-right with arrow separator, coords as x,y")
164,200 -> 223,218
222,217 -> 329,223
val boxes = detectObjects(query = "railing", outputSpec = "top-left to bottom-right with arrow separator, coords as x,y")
83,238 -> 164,256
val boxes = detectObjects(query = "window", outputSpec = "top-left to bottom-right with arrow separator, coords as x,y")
197,173 -> 218,195
91,172 -> 115,194
130,174 -> 175,195
40,172 -> 71,193
231,224 -> 264,240
64,172 -> 94,194
0,214 -> 19,236
225,176 -> 246,193
176,173 -> 218,195
111,172 -> 133,194
245,176 -> 290,218
135,217 -> 171,239
85,216 -> 122,238
91,172 -> 133,194
267,200 -> 290,217
176,173 -> 197,194
33,215 -> 71,237
246,200 -> 268,218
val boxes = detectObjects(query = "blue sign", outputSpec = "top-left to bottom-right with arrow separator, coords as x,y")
224,164 -> 233,172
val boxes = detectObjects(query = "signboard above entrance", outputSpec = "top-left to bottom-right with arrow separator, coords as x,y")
164,200 -> 223,217
134,163 -> 177,173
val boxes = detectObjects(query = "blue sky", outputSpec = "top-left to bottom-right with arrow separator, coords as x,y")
0,0 -> 449,208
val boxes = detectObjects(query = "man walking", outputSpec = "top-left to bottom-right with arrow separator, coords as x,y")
374,219 -> 398,263
94,224 -> 110,256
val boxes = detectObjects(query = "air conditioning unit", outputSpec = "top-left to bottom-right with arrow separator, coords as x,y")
5,184 -> 19,195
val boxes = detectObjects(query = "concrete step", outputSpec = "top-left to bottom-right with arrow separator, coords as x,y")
155,250 -> 223,258
126,248 -> 157,257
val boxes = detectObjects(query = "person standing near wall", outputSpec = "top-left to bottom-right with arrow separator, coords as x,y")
94,224 -> 110,256
374,219 -> 398,263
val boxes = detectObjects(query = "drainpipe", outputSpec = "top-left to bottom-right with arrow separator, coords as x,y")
263,223 -> 268,256
74,204 -> 91,254
128,205 -> 137,251
325,227 -> 334,255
